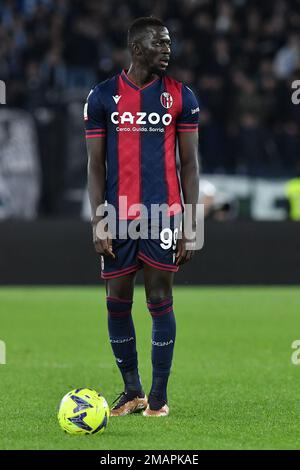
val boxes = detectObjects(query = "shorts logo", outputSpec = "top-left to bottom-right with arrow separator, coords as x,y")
160,92 -> 173,109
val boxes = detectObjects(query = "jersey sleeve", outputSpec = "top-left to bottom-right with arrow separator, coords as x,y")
84,86 -> 107,139
177,85 -> 200,133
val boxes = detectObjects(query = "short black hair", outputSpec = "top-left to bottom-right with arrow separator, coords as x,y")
127,16 -> 166,46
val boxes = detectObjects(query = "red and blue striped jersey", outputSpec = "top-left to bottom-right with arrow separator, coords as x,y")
84,69 -> 199,219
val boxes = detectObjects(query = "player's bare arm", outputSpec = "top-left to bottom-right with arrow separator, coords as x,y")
176,131 -> 199,265
87,138 -> 115,258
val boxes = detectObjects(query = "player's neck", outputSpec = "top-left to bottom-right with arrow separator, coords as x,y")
126,64 -> 158,88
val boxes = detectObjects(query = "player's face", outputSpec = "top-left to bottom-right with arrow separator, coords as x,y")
140,27 -> 171,74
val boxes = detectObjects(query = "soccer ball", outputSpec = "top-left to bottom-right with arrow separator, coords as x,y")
58,388 -> 109,435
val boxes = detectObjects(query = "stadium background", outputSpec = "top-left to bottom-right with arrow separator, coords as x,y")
1,0 -> 300,451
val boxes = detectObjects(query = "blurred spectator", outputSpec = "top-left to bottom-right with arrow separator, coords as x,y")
273,33 -> 300,79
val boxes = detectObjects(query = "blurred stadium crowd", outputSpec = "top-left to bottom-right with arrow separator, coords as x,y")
1,0 -> 300,217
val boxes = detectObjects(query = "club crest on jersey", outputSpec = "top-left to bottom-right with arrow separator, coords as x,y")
160,92 -> 173,109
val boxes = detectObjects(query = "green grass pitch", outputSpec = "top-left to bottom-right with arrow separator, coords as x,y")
0,286 -> 299,450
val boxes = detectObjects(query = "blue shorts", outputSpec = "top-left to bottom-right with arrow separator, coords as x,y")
100,216 -> 181,279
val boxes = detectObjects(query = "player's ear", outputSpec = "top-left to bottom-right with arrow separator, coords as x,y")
131,41 -> 142,57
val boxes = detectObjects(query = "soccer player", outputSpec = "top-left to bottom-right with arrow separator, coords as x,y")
85,17 -> 200,417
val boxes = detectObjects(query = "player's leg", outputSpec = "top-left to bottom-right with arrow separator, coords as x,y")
143,265 -> 176,416
106,273 -> 147,416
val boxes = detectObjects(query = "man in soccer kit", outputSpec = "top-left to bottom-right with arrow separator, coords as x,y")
85,17 -> 200,416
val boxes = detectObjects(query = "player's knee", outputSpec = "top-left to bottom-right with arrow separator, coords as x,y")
148,284 -> 172,303
146,290 -> 173,306
107,290 -> 133,302
106,284 -> 133,301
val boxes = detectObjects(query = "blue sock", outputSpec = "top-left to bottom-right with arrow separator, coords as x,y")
107,296 -> 143,395
147,297 -> 176,403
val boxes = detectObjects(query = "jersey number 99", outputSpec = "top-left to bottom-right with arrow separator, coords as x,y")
160,228 -> 179,250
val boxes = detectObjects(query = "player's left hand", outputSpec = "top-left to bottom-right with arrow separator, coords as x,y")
175,235 -> 196,266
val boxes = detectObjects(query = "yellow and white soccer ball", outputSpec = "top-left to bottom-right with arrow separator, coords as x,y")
58,388 -> 109,435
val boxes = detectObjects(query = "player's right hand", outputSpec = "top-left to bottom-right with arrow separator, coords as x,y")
92,223 -> 115,259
